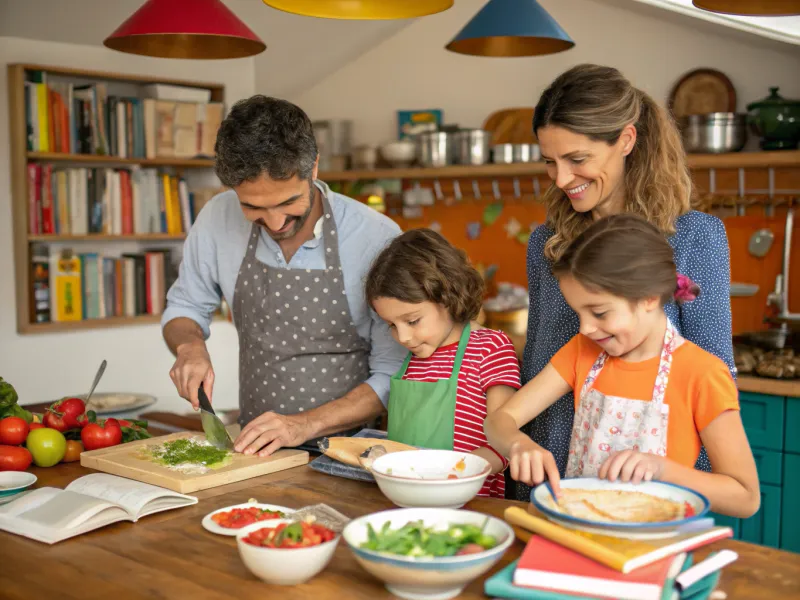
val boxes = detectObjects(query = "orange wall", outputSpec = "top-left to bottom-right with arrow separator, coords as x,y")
358,170 -> 799,337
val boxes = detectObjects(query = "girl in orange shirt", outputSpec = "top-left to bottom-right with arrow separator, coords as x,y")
485,214 -> 760,518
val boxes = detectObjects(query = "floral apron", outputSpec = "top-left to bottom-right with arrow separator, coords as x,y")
565,321 -> 681,478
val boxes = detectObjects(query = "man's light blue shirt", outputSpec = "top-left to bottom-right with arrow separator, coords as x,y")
161,181 -> 406,405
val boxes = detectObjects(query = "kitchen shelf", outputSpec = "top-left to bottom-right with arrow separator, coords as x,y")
28,234 -> 187,242
319,150 -> 800,181
26,152 -> 215,168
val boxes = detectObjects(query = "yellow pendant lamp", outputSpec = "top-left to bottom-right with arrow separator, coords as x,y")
692,0 -> 800,15
261,0 -> 453,19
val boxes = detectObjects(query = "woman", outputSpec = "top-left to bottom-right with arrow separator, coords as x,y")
515,64 -> 735,501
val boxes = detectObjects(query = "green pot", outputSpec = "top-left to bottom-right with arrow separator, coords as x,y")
746,87 -> 800,151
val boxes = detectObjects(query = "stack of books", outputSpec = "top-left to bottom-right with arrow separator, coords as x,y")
485,507 -> 734,600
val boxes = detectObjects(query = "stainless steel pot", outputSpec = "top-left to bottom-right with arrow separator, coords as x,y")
492,143 -> 515,164
454,129 -> 492,165
678,113 -> 747,154
416,131 -> 454,167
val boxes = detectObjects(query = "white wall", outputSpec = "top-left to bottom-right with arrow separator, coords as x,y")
290,0 -> 800,146
0,37 -> 255,410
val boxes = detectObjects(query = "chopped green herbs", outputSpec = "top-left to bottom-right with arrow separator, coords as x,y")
149,438 -> 231,467
360,520 -> 498,558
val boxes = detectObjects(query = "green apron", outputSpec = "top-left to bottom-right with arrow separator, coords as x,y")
387,324 -> 471,450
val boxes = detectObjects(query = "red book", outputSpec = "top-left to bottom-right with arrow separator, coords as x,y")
514,536 -> 686,600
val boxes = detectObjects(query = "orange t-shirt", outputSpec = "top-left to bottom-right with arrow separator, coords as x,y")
550,334 -> 739,468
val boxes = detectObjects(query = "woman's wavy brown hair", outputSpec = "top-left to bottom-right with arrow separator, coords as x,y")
366,229 -> 484,323
533,64 -> 693,261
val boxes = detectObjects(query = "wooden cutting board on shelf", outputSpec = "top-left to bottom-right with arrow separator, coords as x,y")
483,108 -> 538,144
80,431 -> 309,493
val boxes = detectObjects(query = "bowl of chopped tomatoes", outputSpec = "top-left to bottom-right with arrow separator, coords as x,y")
236,519 -> 341,585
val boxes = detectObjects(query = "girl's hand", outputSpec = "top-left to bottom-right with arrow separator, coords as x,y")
598,450 -> 666,484
509,439 -> 562,496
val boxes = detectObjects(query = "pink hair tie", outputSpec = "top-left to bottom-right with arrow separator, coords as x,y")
675,273 -> 700,304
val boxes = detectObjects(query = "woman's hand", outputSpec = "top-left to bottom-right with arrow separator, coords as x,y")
598,450 -> 666,484
509,438 -> 561,495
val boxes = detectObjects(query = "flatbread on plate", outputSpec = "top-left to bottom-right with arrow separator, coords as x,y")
557,489 -> 685,523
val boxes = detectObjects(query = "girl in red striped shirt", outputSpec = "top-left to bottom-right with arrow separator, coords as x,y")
366,228 -> 521,498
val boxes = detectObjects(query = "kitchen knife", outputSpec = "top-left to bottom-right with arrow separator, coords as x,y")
197,385 -> 235,451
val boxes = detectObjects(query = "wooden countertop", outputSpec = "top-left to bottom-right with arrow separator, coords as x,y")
737,375 -> 800,397
507,333 -> 799,398
1,456 -> 798,599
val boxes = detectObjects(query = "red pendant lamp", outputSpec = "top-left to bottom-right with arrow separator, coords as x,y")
692,0 -> 800,15
104,0 -> 266,59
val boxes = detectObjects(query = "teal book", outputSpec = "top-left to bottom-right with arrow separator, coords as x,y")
485,555 -> 722,600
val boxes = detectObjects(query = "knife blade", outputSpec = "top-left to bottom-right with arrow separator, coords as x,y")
197,385 -> 235,451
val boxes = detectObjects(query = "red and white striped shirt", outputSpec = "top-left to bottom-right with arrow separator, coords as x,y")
402,328 -> 521,498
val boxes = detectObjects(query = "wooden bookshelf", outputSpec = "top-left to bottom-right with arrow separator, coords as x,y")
27,152 -> 215,168
20,313 -> 227,335
28,234 -> 187,242
7,63 -> 225,335
318,149 -> 800,182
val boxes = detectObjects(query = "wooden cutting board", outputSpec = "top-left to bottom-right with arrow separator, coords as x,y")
80,432 -> 309,493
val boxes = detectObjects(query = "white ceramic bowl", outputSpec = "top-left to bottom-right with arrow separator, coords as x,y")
371,450 -> 491,509
380,140 -> 416,166
235,519 -> 340,585
343,507 -> 514,600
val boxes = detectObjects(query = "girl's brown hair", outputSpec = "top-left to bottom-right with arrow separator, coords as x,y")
366,228 -> 485,323
533,64 -> 693,261
552,214 -> 699,306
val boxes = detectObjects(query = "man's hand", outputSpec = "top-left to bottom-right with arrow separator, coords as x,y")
234,411 -> 312,457
169,340 -> 215,410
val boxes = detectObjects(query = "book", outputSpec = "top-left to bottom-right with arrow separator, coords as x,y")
504,507 -> 732,574
514,535 -> 687,600
485,556 -> 722,600
0,473 -> 197,544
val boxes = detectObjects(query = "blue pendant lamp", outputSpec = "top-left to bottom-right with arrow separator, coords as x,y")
446,0 -> 574,57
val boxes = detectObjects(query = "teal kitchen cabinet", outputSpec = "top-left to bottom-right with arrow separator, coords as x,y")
740,483 -> 782,547
739,392 -> 785,451
717,390 -> 799,552
780,453 -> 800,553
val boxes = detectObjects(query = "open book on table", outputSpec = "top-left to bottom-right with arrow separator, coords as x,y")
0,473 -> 198,544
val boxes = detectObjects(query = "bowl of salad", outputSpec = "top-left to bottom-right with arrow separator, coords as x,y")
236,518 -> 340,585
342,507 -> 514,600
370,450 -> 491,509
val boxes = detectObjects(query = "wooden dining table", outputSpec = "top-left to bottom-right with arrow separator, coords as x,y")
1,447 -> 799,600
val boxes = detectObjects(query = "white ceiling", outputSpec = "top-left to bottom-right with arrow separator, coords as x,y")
0,0 -> 796,100
0,0 -> 412,98
629,0 -> 800,45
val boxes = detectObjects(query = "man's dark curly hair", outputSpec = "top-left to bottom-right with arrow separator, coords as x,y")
214,95 -> 318,187
366,229 -> 485,324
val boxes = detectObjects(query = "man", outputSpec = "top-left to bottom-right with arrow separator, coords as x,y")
161,95 -> 406,456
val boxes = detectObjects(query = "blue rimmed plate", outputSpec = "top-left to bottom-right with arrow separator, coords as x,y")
531,478 -> 710,532
0,472 -> 37,504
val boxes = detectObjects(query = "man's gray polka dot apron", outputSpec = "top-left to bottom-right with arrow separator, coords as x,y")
232,194 -> 370,432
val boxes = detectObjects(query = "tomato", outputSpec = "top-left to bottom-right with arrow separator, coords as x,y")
29,423 -> 44,431
243,521 -> 336,549
0,417 -> 29,446
455,543 -> 485,556
26,427 -> 67,467
62,440 -> 83,463
211,507 -> 285,529
0,445 -> 33,471
44,397 -> 85,432
81,418 -> 122,451
684,501 -> 695,518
